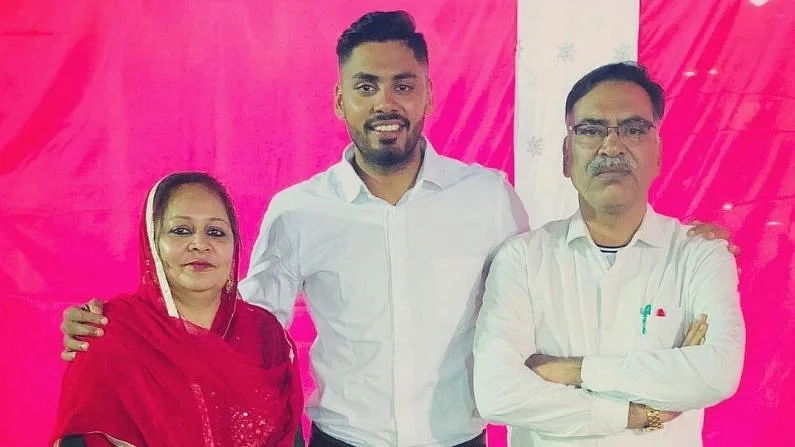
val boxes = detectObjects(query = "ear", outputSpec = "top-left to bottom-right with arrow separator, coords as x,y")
656,135 -> 663,169
648,133 -> 662,182
562,137 -> 572,178
424,78 -> 434,116
334,83 -> 344,120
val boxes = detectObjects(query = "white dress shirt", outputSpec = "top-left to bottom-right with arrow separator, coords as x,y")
239,139 -> 529,446
473,206 -> 745,447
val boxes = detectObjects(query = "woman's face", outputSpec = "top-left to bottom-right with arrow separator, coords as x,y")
156,183 -> 234,300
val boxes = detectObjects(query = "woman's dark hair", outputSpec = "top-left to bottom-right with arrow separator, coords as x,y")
152,172 -> 241,250
565,62 -> 666,121
336,10 -> 428,66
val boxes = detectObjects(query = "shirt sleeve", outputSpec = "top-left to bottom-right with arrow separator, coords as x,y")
473,236 -> 629,437
581,240 -> 745,411
496,175 -> 531,239
238,194 -> 302,326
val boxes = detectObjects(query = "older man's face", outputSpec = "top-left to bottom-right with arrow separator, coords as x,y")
564,81 -> 661,212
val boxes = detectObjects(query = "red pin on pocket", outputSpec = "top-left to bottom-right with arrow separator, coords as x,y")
656,308 -> 666,317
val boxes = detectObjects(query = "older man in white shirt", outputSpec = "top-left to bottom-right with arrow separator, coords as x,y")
473,62 -> 745,446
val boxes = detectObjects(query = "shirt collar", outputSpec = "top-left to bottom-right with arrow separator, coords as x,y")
417,141 -> 449,189
334,145 -> 367,203
332,137 -> 447,203
566,204 -> 667,248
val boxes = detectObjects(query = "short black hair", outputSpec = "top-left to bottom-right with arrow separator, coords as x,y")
336,11 -> 429,66
152,172 -> 240,251
565,62 -> 665,121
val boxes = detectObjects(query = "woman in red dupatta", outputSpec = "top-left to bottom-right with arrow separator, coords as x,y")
52,172 -> 303,447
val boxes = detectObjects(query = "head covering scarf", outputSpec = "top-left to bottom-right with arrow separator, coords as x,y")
52,176 -> 303,447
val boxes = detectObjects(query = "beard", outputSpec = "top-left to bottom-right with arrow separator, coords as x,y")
348,114 -> 425,170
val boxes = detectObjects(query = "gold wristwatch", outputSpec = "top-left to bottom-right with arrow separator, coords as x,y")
644,408 -> 664,432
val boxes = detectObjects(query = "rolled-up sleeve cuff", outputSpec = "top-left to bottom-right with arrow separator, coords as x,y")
581,355 -> 623,393
589,392 -> 629,434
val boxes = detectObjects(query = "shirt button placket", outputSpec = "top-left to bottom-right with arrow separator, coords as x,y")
387,205 -> 412,444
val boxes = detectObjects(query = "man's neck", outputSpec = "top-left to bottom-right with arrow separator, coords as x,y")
352,139 -> 425,206
580,198 -> 647,247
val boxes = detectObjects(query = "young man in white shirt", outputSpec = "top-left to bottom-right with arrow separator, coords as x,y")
473,62 -> 745,446
234,11 -> 528,447
60,15 -> 736,447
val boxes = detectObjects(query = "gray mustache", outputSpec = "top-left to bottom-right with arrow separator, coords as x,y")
587,155 -> 637,176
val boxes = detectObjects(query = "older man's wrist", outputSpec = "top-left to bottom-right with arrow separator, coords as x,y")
627,403 -> 648,429
567,357 -> 584,386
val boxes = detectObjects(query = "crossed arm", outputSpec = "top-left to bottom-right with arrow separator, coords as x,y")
472,237 -> 744,437
522,315 -> 709,429
525,314 -> 709,388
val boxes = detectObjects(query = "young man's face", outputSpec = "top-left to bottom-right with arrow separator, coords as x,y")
335,40 -> 433,169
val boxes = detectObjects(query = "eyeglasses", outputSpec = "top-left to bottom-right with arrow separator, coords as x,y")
568,119 -> 656,147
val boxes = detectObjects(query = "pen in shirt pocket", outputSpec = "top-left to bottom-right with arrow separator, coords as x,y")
641,304 -> 652,334
641,305 -> 669,335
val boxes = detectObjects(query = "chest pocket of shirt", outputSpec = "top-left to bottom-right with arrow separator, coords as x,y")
641,306 -> 685,349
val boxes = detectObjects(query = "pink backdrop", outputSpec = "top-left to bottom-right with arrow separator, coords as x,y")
641,1 -> 795,445
1,0 -> 792,446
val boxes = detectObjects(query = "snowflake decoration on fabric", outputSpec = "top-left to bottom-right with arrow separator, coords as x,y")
557,42 -> 575,62
612,43 -> 633,62
526,136 -> 544,157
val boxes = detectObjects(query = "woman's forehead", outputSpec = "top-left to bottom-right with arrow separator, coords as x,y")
163,184 -> 229,222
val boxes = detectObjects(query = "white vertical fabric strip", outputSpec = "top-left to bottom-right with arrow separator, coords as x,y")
515,0 -> 640,229
146,179 -> 179,318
